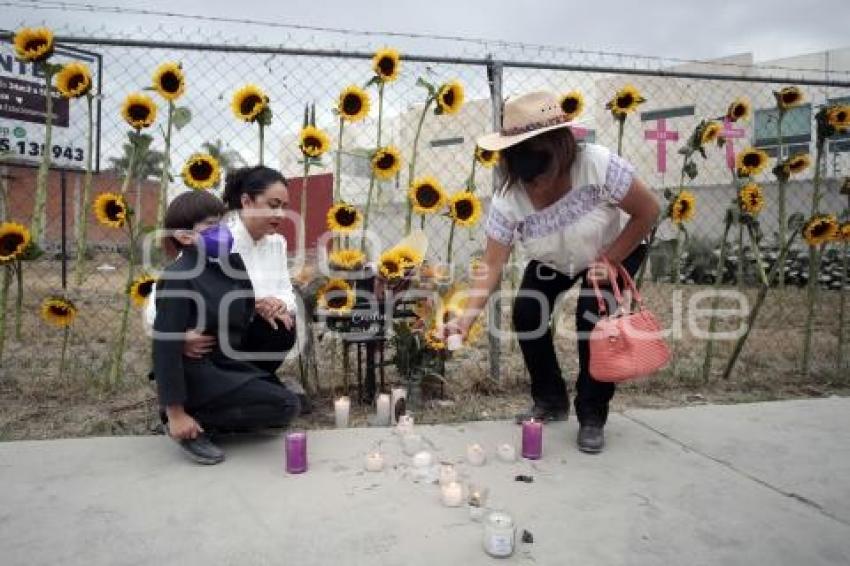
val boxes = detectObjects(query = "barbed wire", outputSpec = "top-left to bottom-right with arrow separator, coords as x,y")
5,0 -> 850,79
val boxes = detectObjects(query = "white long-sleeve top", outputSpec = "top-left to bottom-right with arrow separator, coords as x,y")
144,212 -> 298,329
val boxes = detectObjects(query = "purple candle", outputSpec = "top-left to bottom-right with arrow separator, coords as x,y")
521,419 -> 543,460
285,431 -> 308,474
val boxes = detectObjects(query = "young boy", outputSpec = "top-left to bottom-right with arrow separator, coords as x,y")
153,191 -> 300,465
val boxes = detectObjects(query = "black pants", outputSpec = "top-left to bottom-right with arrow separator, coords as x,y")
191,375 -> 301,432
512,245 -> 646,426
242,316 -> 297,376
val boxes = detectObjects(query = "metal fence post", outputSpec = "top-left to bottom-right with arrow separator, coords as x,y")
487,56 -> 504,383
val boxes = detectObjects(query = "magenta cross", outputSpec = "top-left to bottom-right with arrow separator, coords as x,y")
644,119 -> 679,173
569,124 -> 589,140
722,117 -> 747,170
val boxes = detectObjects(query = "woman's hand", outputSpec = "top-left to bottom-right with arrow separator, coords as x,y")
183,330 -> 216,359
256,297 -> 294,331
586,260 -> 612,286
166,406 -> 203,440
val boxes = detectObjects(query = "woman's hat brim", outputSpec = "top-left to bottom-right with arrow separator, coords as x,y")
476,120 -> 590,152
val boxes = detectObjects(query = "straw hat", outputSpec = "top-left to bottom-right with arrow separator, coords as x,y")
477,90 -> 587,151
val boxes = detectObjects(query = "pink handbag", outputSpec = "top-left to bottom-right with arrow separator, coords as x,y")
588,260 -> 670,383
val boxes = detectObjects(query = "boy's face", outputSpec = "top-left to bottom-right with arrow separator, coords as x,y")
173,215 -> 222,247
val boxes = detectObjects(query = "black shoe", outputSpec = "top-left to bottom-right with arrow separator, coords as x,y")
577,424 -> 605,454
177,433 -> 225,465
514,405 -> 569,424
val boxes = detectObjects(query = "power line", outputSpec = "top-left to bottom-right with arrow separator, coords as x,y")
5,0 -> 850,78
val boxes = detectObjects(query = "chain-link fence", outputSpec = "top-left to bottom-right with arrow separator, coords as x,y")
1,25 -> 849,387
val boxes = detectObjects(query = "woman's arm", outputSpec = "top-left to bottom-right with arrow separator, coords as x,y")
450,236 -> 512,338
601,177 -> 660,264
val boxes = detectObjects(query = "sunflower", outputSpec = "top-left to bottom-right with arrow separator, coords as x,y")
317,279 -> 355,314
409,177 -> 447,214
840,222 -> 850,242
337,85 -> 371,122
424,327 -> 446,351
735,147 -> 770,177
40,297 -> 77,328
700,121 -> 722,146
669,190 -> 696,224
803,214 -> 839,246
93,193 -> 128,228
475,146 -> 500,168
372,48 -> 401,83
726,97 -> 751,122
559,90 -> 584,121
785,153 -> 811,176
326,203 -> 363,233
775,86 -> 804,111
328,248 -> 366,271
0,222 -> 31,262
448,191 -> 483,227
739,183 -> 765,216
55,62 -> 92,99
436,81 -> 464,115
231,84 -> 269,122
121,93 -> 157,130
129,274 -> 157,308
378,249 -> 406,280
392,245 -> 424,268
299,125 -> 331,158
371,146 -> 403,180
606,84 -> 646,116
181,153 -> 221,190
13,27 -> 54,62
827,105 -> 850,131
152,62 -> 186,101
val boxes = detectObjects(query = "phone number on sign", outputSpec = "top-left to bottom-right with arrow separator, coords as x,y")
0,138 -> 85,162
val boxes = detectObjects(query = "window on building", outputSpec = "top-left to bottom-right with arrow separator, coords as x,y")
753,104 -> 812,158
828,95 -> 850,154
340,148 -> 372,178
430,136 -> 464,148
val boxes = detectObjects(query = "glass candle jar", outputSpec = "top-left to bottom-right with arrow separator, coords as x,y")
483,511 -> 515,558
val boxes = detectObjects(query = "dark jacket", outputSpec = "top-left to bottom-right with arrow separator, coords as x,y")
152,248 -> 268,409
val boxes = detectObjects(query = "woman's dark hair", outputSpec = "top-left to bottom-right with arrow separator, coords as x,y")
162,190 -> 226,256
222,165 -> 288,210
499,127 -> 578,192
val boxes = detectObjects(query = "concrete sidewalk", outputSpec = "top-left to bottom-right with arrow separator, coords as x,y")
1,397 -> 849,566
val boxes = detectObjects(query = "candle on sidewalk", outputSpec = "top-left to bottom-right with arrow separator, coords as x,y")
441,481 -> 463,507
376,393 -> 391,426
497,443 -> 517,462
521,418 -> 543,460
466,443 -> 487,466
285,431 -> 307,474
334,396 -> 350,428
365,450 -> 384,472
439,463 -> 458,486
396,414 -> 414,436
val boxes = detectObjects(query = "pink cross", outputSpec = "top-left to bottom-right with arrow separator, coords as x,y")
569,124 -> 589,140
722,118 -> 747,170
644,119 -> 679,173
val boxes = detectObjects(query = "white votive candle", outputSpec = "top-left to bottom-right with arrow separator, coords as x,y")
496,443 -> 517,462
376,393 -> 391,426
439,463 -> 458,486
412,451 -> 433,469
334,396 -> 350,428
467,443 -> 487,466
441,481 -> 464,507
365,451 -> 384,472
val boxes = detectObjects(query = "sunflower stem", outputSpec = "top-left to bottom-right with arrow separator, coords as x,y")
837,242 -> 848,370
361,82 -> 384,253
446,221 -> 456,266
466,153 -> 478,193
406,96 -> 434,233
156,101 -> 174,235
777,112 -> 787,289
801,137 -> 827,377
616,117 -> 624,157
59,325 -> 70,379
333,117 -> 344,203
74,93 -> 95,287
110,215 -> 136,384
737,222 -> 745,288
0,267 -> 10,364
120,135 -> 139,194
258,123 -> 265,166
30,65 -> 57,245
14,260 -> 23,341
701,212 -> 734,382
299,159 -> 310,256
746,222 -> 768,287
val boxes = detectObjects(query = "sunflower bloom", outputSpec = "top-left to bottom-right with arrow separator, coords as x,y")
606,84 -> 646,116
700,121 -> 722,146
803,214 -> 839,246
0,222 -> 31,262
55,62 -> 92,99
152,62 -> 186,101
448,191 -> 483,227
839,222 -> 850,242
827,105 -> 850,131
181,153 -> 221,190
436,81 -> 464,115
231,84 -> 269,122
559,90 -> 584,121
299,125 -> 331,158
726,97 -> 751,122
93,193 -> 128,228
424,327 -> 446,351
409,177 -> 447,215
775,86 -> 804,111
475,146 -> 500,168
785,153 -> 811,176
378,249 -> 406,280
121,93 -> 157,130
371,146 -> 402,180
328,248 -> 366,271
372,48 -> 401,83
326,203 -> 363,233
41,297 -> 77,328
129,274 -> 157,308
13,27 -> 54,62
391,245 -> 424,268
669,190 -> 696,224
735,147 -> 770,177
337,85 -> 371,122
739,183 -> 765,216
317,279 -> 355,314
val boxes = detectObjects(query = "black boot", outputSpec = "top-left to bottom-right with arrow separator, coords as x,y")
577,424 -> 605,453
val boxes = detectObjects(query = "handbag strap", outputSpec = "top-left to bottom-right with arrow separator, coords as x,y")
592,257 -> 644,316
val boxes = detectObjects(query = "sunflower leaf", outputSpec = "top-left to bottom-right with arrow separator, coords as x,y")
684,161 -> 699,180
257,106 -> 273,127
416,77 -> 437,97
364,76 -> 380,89
172,107 -> 192,130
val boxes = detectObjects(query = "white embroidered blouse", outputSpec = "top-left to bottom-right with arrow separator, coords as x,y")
484,143 -> 635,277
